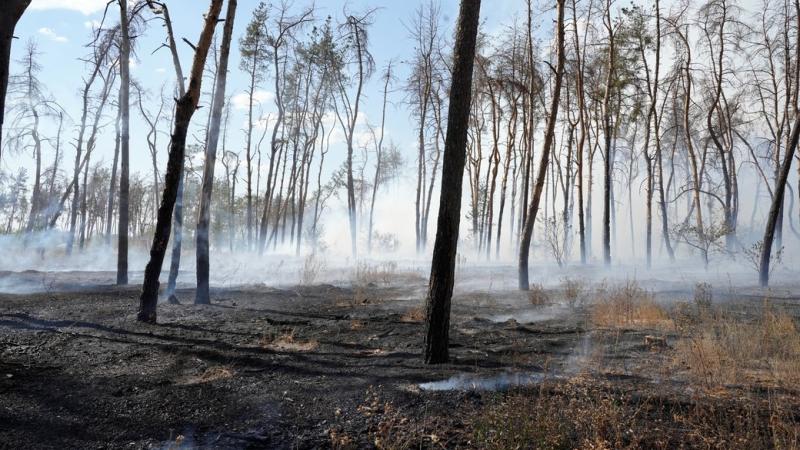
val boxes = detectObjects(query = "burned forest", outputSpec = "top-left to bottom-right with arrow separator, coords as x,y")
4,0 -> 800,448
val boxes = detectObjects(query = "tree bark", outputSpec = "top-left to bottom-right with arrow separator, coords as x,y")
196,0 -> 237,305
138,0 -> 223,324
518,0 -> 566,291
423,0 -> 481,364
760,103 -> 800,285
117,0 -> 131,285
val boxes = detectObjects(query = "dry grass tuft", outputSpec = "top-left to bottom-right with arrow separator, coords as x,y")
528,284 -> 551,306
260,329 -> 319,353
591,281 -> 672,330
299,253 -> 325,285
354,261 -> 398,286
335,286 -> 378,307
181,366 -> 235,385
328,428 -> 355,449
562,278 -> 587,308
400,306 -> 425,323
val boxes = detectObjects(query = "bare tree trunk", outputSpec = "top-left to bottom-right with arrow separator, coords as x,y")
601,0 -> 615,267
518,0 -> 566,291
117,0 -> 131,285
196,0 -> 237,305
138,0 -> 223,324
424,0 -> 480,364
368,63 -> 392,254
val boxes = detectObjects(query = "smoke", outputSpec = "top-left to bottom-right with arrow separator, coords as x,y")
419,371 -> 553,391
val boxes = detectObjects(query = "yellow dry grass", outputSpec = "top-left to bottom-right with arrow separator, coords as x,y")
673,304 -> 800,388
260,329 -> 319,353
400,306 -> 425,323
180,366 -> 235,385
591,281 -> 672,330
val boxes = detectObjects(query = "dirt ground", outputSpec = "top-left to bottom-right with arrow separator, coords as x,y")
1,267 -> 799,449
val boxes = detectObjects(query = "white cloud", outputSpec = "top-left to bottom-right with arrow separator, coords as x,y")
155,67 -> 166,74
83,20 -> 101,29
37,27 -> 68,43
30,0 -> 108,15
231,90 -> 275,110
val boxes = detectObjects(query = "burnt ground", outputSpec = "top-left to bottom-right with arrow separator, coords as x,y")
1,269 -> 799,449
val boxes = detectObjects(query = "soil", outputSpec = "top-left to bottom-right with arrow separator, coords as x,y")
1,268 -> 798,449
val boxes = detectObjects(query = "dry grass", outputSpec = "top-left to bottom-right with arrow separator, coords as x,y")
562,278 -> 587,308
353,261 -> 398,286
673,302 -> 800,388
400,306 -> 425,323
335,286 -> 377,307
259,329 -> 319,353
355,378 -> 799,449
299,253 -> 325,285
469,378 -> 800,450
528,284 -> 551,306
180,366 -> 235,385
591,281 -> 672,330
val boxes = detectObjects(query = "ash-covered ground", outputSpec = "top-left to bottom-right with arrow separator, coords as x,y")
1,263 -> 799,449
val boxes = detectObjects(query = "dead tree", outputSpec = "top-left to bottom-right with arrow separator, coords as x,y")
239,2 -> 269,249
145,0 -> 188,300
518,0 -> 566,291
760,0 -> 800,286
333,10 -> 375,259
67,27 -> 117,254
137,0 -> 223,324
256,4 -> 314,254
367,62 -> 393,254
423,0 -> 481,364
196,0 -> 237,305
601,0 -> 615,266
117,0 -> 132,285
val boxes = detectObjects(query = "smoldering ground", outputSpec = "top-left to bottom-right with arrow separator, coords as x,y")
1,248 -> 799,447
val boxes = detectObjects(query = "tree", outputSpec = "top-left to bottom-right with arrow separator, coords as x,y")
601,0 -> 616,267
0,0 -> 30,161
117,0 -> 132,285
239,2 -> 269,249
423,0 -> 481,364
407,2 -> 442,254
761,99 -> 800,286
367,62 -> 396,254
5,41 -> 52,235
196,0 -> 237,305
518,0 -> 566,291
68,28 -> 118,253
256,3 -> 314,254
333,9 -> 375,259
137,0 -> 224,324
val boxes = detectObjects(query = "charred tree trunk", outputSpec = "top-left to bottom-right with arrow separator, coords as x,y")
423,0 -> 480,365
518,0 -> 566,291
760,114 -> 800,286
196,0 -> 236,305
117,0 -> 131,285
601,0 -> 615,267
138,0 -> 223,324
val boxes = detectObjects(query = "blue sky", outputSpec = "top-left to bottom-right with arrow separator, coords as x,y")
8,0 -> 526,176
4,0 -> 546,253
